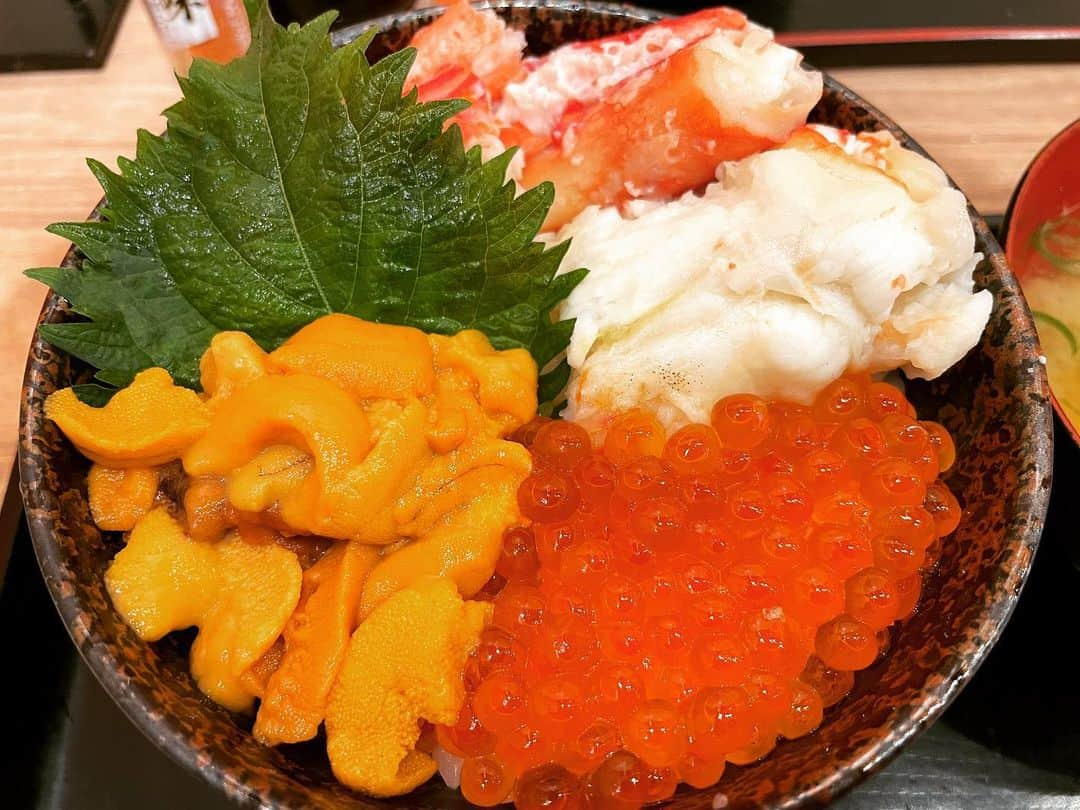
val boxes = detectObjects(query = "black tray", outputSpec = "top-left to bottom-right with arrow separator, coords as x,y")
0,0 -> 129,73
0,210 -> 1070,807
4,414 -> 1080,808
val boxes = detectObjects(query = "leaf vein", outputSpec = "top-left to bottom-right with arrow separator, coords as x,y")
255,24 -> 331,314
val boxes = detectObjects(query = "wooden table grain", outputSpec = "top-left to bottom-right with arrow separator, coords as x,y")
1,1 -> 177,511
3,0 -> 1080,503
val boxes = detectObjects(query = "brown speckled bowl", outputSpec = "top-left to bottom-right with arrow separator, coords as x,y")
19,2 -> 1053,808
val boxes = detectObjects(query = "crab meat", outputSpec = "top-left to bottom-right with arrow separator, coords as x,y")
407,0 -> 525,98
405,5 -> 822,228
519,22 -> 822,228
406,0 -> 526,170
551,126 -> 991,431
499,7 -> 749,137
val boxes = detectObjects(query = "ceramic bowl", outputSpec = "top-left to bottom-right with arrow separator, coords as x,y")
19,2 -> 1053,807
1002,118 -> 1080,446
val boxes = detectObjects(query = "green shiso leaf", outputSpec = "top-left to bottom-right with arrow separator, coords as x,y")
29,2 -> 584,408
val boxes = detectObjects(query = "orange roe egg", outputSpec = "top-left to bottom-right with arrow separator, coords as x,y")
894,573 -> 924,619
725,726 -> 779,765
921,420 -> 956,472
621,700 -> 688,767
811,525 -> 874,577
595,575 -> 646,623
643,664 -> 696,707
801,655 -> 856,708
688,686 -> 755,755
688,591 -> 742,637
533,420 -> 593,472
493,584 -> 547,638
693,633 -> 750,686
527,679 -> 587,739
512,416 -> 553,448
590,663 -> 647,716
603,410 -> 666,465
864,458 -> 927,507
815,616 -> 878,671
586,750 -> 677,808
497,526 -> 541,583
865,381 -> 916,420
759,522 -> 808,573
437,700 -> 495,757
616,456 -> 675,501
831,417 -> 888,465
474,674 -> 529,735
771,405 -> 822,457
871,533 -> 926,577
924,480 -> 962,537
518,468 -> 580,523
663,423 -> 723,474
474,627 -> 523,679
873,505 -> 937,552
533,522 -> 577,570
785,565 -> 845,625
599,621 -> 646,665
797,448 -> 849,495
534,618 -> 600,675
514,763 -> 582,810
461,755 -> 513,806
575,720 -> 622,772
630,496 -> 687,547
744,672 -> 794,726
777,679 -> 825,739
716,446 -> 755,479
575,455 -> 618,505
678,472 -> 727,519
496,723 -> 547,776
845,567 -> 900,629
444,376 -> 958,807
677,748 -> 727,789
879,414 -> 936,479
813,375 -> 867,422
711,394 -> 770,449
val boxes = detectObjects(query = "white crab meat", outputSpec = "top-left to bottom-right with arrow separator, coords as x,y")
553,126 -> 992,431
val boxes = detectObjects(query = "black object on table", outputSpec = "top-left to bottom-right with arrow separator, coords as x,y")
664,0 -> 1080,66
270,0 -> 413,28
3,413 -> 1080,807
0,0 -> 130,72
267,0 -> 1080,66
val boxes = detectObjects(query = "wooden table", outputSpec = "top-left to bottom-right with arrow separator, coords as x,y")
1,1 -> 177,517
3,0 -> 1080,504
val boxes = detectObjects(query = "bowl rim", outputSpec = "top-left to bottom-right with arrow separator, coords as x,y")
1001,115 -> 1080,447
19,1 -> 1053,807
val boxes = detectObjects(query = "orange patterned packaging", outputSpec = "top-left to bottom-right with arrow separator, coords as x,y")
143,0 -> 251,73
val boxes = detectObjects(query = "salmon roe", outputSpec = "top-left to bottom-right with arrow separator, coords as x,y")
443,376 -> 960,808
